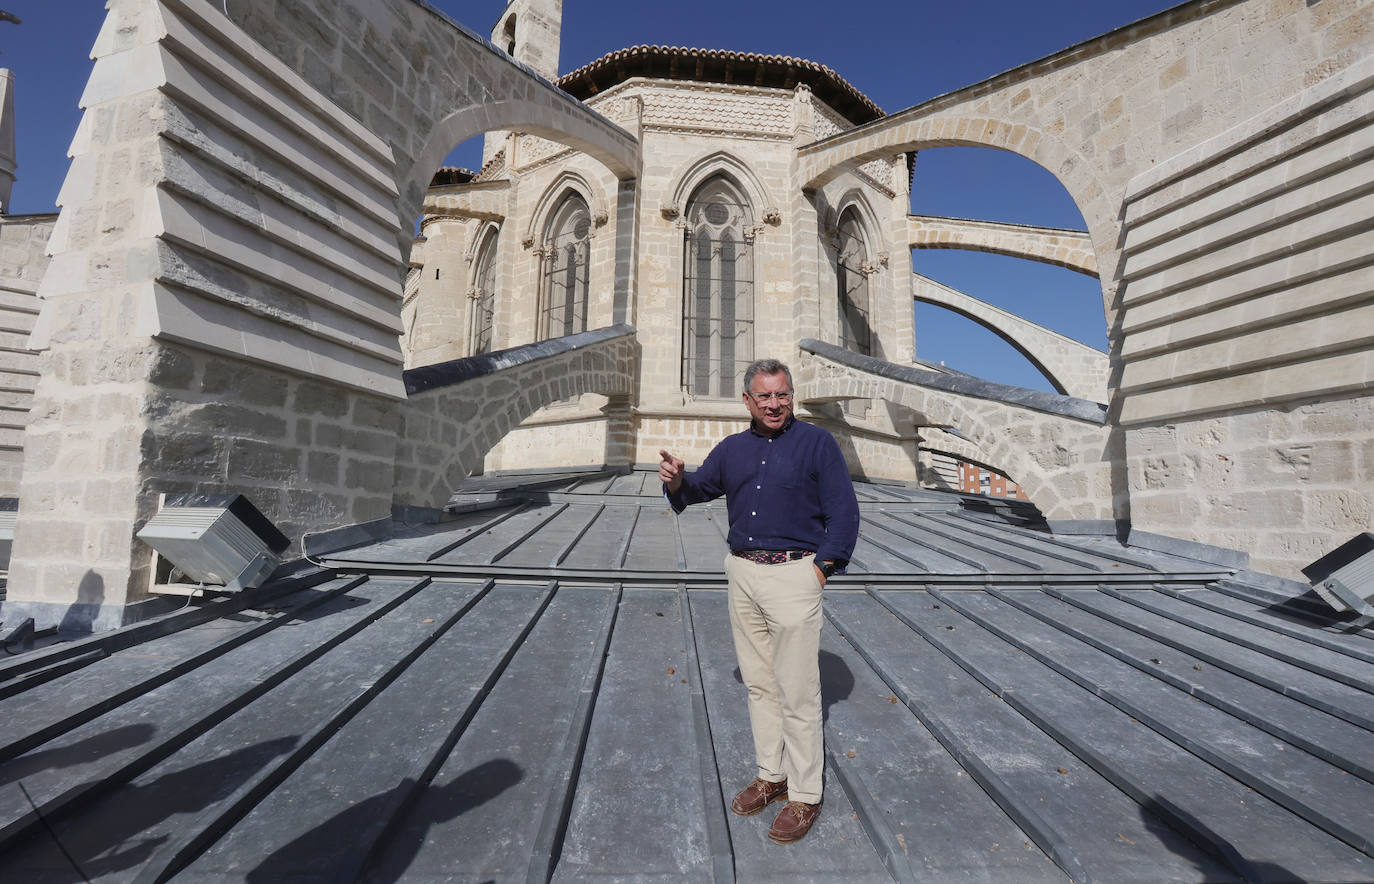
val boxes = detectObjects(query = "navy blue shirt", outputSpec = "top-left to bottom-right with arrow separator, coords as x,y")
666,417 -> 860,569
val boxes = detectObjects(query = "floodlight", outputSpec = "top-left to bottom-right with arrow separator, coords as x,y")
0,497 -> 15,573
137,493 -> 289,591
1302,533 -> 1374,618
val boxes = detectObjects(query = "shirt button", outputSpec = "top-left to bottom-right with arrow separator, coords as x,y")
748,536 -> 753,541
755,485 -> 761,489
751,511 -> 756,516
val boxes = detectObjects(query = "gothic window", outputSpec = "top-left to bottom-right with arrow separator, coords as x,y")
539,195 -> 591,340
837,208 -> 873,357
469,227 -> 498,355
682,175 -> 754,398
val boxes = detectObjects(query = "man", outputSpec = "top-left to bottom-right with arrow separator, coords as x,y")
659,358 -> 859,845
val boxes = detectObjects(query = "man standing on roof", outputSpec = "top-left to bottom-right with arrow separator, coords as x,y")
659,358 -> 860,845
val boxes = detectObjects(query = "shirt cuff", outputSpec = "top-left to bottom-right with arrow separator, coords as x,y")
663,484 -> 687,513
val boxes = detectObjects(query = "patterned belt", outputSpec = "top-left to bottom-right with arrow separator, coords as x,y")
731,549 -> 815,565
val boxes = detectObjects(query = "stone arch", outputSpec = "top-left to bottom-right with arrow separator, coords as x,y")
524,171 -> 610,249
536,191 -> 594,340
463,220 -> 502,266
833,199 -> 877,356
398,328 -> 638,508
405,98 -> 637,213
665,151 -> 775,221
795,341 -> 1111,520
680,173 -> 757,398
799,116 -> 1114,314
910,272 -> 1108,400
827,187 -> 882,241
907,215 -> 1098,276
802,373 -> 1107,520
498,12 -> 517,56
804,373 -> 1050,498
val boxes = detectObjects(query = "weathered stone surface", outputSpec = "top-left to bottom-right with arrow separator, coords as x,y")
7,0 -> 1372,625
394,326 -> 636,507
202,361 -> 289,407
796,342 -> 1112,520
1128,394 -> 1372,578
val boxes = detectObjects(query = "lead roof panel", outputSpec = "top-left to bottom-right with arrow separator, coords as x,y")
0,470 -> 1370,881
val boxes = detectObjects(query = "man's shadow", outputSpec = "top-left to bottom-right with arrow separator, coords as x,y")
250,758 -> 523,881
57,570 -> 105,636
0,737 -> 298,882
0,723 -> 156,786
733,650 -> 855,722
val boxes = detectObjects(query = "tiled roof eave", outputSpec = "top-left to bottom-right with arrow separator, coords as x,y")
558,45 -> 884,126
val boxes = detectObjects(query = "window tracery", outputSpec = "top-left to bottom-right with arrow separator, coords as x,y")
539,194 -> 591,340
682,175 -> 754,398
469,226 -> 498,354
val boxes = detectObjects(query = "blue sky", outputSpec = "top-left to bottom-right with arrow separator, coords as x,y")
0,0 -> 1181,393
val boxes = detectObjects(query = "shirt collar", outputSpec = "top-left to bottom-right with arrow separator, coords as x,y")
749,414 -> 796,439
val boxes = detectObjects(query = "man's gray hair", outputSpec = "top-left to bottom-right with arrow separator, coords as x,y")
743,358 -> 793,393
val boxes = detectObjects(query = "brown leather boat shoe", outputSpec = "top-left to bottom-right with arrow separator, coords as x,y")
768,800 -> 821,844
729,777 -> 788,816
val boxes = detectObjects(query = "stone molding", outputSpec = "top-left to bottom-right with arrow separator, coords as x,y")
663,150 -> 777,227
36,0 -> 408,398
1117,55 -> 1374,425
1126,53 -> 1374,199
523,170 -> 611,252
0,215 -> 50,487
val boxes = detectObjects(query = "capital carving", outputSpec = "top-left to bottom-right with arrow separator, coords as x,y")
660,205 -> 680,221
762,207 -> 781,225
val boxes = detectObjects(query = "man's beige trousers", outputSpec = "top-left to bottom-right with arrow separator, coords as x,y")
723,554 -> 824,804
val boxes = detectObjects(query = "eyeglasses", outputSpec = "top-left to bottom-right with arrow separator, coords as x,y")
746,391 -> 793,404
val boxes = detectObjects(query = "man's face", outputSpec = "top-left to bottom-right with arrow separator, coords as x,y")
743,370 -> 793,433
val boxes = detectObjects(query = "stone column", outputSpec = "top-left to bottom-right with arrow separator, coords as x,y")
0,69 -> 15,213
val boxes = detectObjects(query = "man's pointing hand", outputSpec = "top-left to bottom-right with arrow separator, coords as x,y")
658,449 -> 684,494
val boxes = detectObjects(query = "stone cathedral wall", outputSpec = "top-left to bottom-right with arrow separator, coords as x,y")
0,214 -> 52,495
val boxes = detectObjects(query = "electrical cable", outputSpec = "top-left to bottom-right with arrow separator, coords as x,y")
300,530 -> 328,568
18,780 -> 91,882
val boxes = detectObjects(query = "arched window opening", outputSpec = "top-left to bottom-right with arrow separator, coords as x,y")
469,227 -> 498,355
539,195 -> 591,340
502,15 -> 517,55
837,208 -> 873,357
682,175 -> 754,398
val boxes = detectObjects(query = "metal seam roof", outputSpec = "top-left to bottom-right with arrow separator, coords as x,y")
0,472 -> 1370,881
